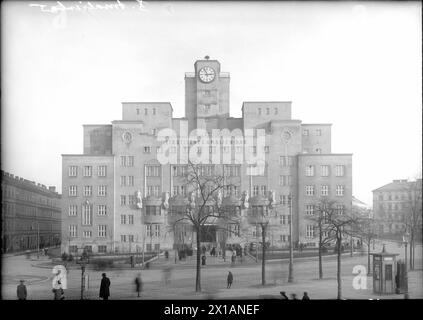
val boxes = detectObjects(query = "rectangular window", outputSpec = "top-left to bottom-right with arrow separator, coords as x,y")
97,186 -> 106,196
303,129 -> 309,136
172,185 -> 179,196
98,165 -> 107,177
266,108 -> 270,115
146,165 -> 160,177
128,176 -> 134,186
337,204 -> 345,215
147,186 -> 160,197
98,245 -> 107,253
305,165 -> 315,177
321,185 -> 329,196
127,156 -> 134,167
264,146 -> 270,153
83,186 -> 92,197
316,129 -> 322,136
306,225 -> 314,238
321,165 -> 330,177
128,235 -> 134,242
82,205 -> 92,225
144,146 -> 151,154
121,235 -> 127,242
144,108 -> 148,115
83,230 -> 92,238
128,195 -> 136,205
253,186 -> 259,196
120,195 -> 126,206
335,165 -> 345,177
68,205 -> 77,216
68,166 -> 78,177
152,108 -> 156,115
336,185 -> 345,196
305,205 -> 314,215
258,108 -> 261,115
279,156 -> 293,166
274,108 -> 278,115
98,205 -> 107,216
128,215 -> 134,225
306,185 -> 314,196
83,166 -> 92,177
121,215 -> 127,225
279,175 -> 292,186
146,224 -> 152,237
69,225 -> 77,237
120,176 -> 127,187
69,186 -> 77,197
154,224 -> 160,237
120,156 -> 126,167
260,185 -> 267,196
280,215 -> 288,225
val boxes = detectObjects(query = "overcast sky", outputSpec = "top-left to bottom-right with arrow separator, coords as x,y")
1,1 -> 421,205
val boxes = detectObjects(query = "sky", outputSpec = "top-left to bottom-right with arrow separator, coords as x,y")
1,1 -> 422,205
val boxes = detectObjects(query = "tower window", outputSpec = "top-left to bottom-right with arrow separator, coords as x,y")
136,108 -> 140,115
266,108 -> 270,115
144,108 -> 148,115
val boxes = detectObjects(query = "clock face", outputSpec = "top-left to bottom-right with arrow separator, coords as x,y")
122,131 -> 132,144
281,130 -> 292,142
198,66 -> 216,83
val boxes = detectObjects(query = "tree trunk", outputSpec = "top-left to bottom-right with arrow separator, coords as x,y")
409,235 -> 414,270
318,232 -> 323,279
261,226 -> 266,285
195,228 -> 201,292
337,235 -> 342,300
367,238 -> 371,275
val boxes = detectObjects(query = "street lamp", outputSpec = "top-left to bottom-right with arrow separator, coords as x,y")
403,231 -> 410,271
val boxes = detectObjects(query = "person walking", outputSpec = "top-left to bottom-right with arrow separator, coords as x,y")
231,251 -> 236,266
227,271 -> 233,288
201,255 -> 206,266
135,273 -> 143,298
99,273 -> 111,300
17,280 -> 27,300
280,291 -> 289,300
302,292 -> 310,300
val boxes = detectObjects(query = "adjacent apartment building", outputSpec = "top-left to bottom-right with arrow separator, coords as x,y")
1,171 -> 61,253
373,179 -> 422,237
61,57 -> 352,255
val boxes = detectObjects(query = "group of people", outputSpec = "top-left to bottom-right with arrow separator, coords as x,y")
280,291 -> 310,300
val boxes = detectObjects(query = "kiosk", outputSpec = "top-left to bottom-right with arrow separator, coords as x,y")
370,244 -> 399,295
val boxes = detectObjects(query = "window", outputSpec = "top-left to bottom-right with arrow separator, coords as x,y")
253,186 -> 259,196
305,205 -> 314,215
136,108 -> 140,115
83,186 -> 92,197
274,108 -> 278,115
336,185 -> 345,196
120,156 -> 126,167
120,195 -> 126,206
173,165 -> 187,177
204,104 -> 211,113
316,129 -> 322,136
224,165 -> 240,177
336,204 -> 345,215
258,108 -> 261,115
279,156 -> 293,166
280,215 -> 288,225
127,156 -> 134,167
69,186 -> 77,197
144,147 -> 151,154
266,108 -> 270,115
83,231 -> 92,238
144,108 -> 148,115
120,176 -> 127,187
321,185 -> 329,196
146,165 -> 160,177
82,204 -> 92,225
98,165 -> 107,177
68,205 -> 77,216
146,206 -> 160,215
260,185 -> 267,196
128,215 -> 134,225
306,225 -> 314,238
305,165 -> 315,177
69,225 -> 77,237
146,224 -> 152,237
69,245 -> 78,253
147,186 -> 160,197
172,186 -> 179,196
129,235 -> 134,242
154,224 -> 160,237
152,108 -> 156,115
306,185 -> 315,196
83,166 -> 92,177
128,176 -> 134,186
98,245 -> 107,253
279,175 -> 292,186
121,215 -> 127,225
98,205 -> 107,216
303,129 -> 309,136
98,186 -> 107,196
335,165 -> 345,177
68,166 -> 78,177
128,195 -> 136,205
264,146 -> 270,153
121,235 -> 127,242
321,165 -> 329,177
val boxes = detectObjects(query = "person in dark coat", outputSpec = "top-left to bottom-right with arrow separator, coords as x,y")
135,273 -> 142,297
99,273 -> 111,300
201,255 -> 206,266
17,280 -> 27,300
227,271 -> 233,288
280,291 -> 289,300
291,293 -> 298,300
302,292 -> 310,300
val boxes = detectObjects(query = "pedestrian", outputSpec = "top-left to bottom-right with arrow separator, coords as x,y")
99,273 -> 111,300
291,293 -> 298,300
302,292 -> 310,300
227,271 -> 233,288
231,252 -> 236,266
17,280 -> 27,300
165,250 -> 169,260
135,273 -> 143,298
52,279 -> 65,300
201,255 -> 206,266
280,291 -> 289,300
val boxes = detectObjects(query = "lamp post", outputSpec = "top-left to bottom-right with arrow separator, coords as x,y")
403,231 -> 410,298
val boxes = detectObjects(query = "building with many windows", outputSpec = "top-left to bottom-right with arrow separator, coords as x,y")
1,171 -> 61,253
61,57 -> 352,255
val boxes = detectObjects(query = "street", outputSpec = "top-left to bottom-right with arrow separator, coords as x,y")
2,239 -> 422,300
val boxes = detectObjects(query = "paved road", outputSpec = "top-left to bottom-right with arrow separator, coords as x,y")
2,239 -> 422,300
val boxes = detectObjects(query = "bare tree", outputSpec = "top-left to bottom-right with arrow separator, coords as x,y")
321,201 -> 360,299
306,199 -> 334,280
355,217 -> 378,275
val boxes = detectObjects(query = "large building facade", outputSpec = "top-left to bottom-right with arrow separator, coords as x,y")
62,57 -> 352,255
1,171 -> 61,253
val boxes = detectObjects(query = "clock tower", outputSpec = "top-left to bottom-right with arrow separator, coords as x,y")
185,56 -> 230,132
